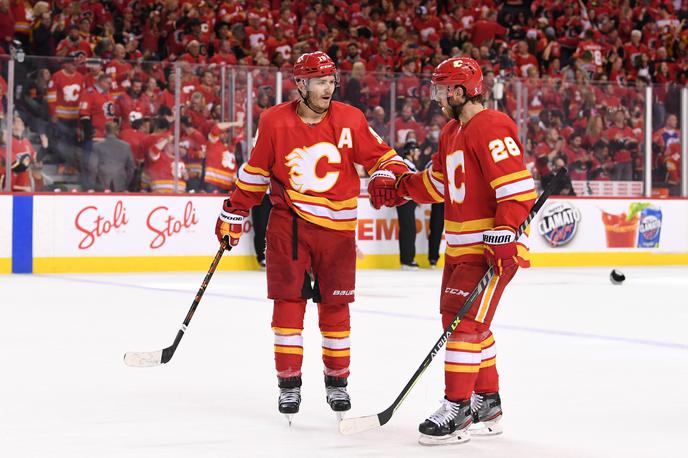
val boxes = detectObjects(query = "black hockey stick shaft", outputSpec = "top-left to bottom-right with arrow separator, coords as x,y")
373,168 -> 566,427
159,238 -> 229,363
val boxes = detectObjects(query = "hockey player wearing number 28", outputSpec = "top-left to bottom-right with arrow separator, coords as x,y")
214,52 -> 409,423
393,57 -> 536,445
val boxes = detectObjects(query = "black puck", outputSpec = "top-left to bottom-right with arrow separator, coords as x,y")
610,269 -> 625,285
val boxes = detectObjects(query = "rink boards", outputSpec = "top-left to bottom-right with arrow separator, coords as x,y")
1,194 -> 687,273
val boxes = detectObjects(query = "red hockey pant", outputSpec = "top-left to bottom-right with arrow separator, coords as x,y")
440,262 -> 518,401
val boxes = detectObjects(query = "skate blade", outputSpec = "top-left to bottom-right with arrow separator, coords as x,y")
335,411 -> 346,422
418,430 -> 471,446
284,414 -> 294,427
469,420 -> 503,436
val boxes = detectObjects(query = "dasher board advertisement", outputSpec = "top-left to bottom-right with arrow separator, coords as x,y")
530,198 -> 688,253
32,195 -> 256,272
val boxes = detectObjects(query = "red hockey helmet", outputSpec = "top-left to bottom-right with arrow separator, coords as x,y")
293,51 -> 338,81
431,57 -> 484,100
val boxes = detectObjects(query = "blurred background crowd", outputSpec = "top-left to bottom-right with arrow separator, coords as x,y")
0,0 -> 686,196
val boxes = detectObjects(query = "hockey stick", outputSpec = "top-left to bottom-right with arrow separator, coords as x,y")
339,168 -> 567,435
123,238 -> 230,367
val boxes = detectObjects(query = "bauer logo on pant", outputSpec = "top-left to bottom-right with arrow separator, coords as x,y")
537,202 -> 580,247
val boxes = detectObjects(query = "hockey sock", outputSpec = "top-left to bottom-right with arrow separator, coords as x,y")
318,302 -> 350,378
272,299 -> 307,378
474,332 -> 499,394
444,331 -> 482,401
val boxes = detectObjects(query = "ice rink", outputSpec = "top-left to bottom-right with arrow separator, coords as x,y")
1,266 -> 686,457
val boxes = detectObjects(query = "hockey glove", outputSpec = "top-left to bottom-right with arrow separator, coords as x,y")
368,170 -> 405,209
483,226 -> 523,276
215,199 -> 248,248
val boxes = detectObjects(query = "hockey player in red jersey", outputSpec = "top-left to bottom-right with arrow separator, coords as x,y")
214,51 -> 408,422
394,57 -> 536,445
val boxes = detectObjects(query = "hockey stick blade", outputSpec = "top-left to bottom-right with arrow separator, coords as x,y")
123,240 -> 228,368
339,169 -> 567,434
339,414 -> 381,435
123,350 -> 163,367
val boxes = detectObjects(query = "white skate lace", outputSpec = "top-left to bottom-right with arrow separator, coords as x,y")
280,387 -> 301,404
470,393 -> 483,413
326,386 -> 350,403
427,399 -> 461,427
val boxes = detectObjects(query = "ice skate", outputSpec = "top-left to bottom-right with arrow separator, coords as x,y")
278,377 -> 302,426
418,398 -> 472,446
325,376 -> 351,420
470,392 -> 503,436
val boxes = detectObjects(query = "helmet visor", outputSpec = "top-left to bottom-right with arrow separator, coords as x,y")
430,83 -> 449,103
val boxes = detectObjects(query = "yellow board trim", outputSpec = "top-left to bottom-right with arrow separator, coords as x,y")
322,348 -> 351,357
236,180 -> 269,193
25,252 -> 688,274
445,218 -> 495,233
444,363 -> 480,373
0,258 -> 11,274
286,190 -> 358,210
321,330 -> 350,338
274,345 -> 304,355
446,341 -> 481,351
421,169 -> 443,203
530,252 -> 688,267
490,169 -> 532,189
33,255 -> 260,273
243,164 -> 271,177
272,327 -> 303,335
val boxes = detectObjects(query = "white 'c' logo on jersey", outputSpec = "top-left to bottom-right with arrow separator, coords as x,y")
286,142 -> 341,193
446,150 -> 466,204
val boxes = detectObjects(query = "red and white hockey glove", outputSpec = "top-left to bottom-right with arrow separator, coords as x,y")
368,170 -> 405,209
483,226 -> 522,276
215,199 -> 248,248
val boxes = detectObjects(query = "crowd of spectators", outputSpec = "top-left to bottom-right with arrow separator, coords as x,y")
0,0 -> 686,194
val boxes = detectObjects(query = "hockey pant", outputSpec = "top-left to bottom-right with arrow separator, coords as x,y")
266,209 -> 355,379
440,261 -> 518,401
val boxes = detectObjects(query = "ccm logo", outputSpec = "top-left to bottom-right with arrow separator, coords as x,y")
332,290 -> 354,296
444,288 -> 469,297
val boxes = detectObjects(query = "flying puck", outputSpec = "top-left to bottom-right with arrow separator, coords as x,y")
610,269 -> 625,285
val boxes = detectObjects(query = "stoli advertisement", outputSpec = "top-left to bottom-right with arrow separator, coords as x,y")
32,195 -> 255,261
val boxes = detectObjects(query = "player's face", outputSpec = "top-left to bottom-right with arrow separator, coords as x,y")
432,84 -> 466,118
305,75 -> 336,111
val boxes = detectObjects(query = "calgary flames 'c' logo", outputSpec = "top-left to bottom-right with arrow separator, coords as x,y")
286,142 -> 341,193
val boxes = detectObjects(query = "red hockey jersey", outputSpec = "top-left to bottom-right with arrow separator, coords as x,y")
47,70 -> 85,120
79,86 -> 119,140
398,109 -> 536,264
229,100 -> 407,233
204,140 -> 237,191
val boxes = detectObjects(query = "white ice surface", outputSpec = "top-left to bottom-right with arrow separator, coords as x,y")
1,267 -> 687,457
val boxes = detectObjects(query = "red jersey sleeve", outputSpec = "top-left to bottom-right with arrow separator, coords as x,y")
228,114 -> 274,210
470,114 -> 536,231
350,109 -> 408,176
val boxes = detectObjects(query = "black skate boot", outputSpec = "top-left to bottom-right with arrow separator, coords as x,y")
278,377 -> 302,426
418,398 -> 472,446
325,375 -> 351,420
470,392 -> 503,436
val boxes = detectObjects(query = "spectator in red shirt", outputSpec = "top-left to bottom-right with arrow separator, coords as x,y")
471,10 -> 506,46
